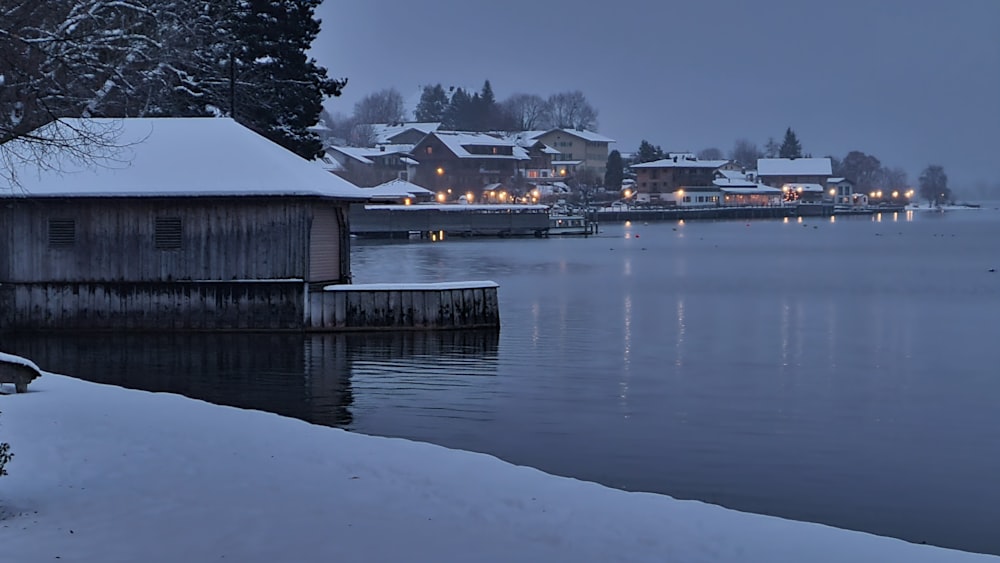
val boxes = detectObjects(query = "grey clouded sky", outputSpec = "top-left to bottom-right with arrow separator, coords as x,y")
312,0 -> 1000,193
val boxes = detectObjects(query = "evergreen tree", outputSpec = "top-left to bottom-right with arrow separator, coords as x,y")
779,127 -> 803,159
441,88 -> 471,130
636,140 -> 664,163
415,84 -> 449,122
604,150 -> 624,190
225,0 -> 346,158
477,80 -> 498,131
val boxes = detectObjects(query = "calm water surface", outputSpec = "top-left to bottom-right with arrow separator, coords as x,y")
6,207 -> 1000,555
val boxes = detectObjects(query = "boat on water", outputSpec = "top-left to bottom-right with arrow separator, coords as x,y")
547,214 -> 594,236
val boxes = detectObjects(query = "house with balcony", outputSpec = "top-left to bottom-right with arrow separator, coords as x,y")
410,131 -> 529,201
630,153 -> 730,205
524,128 -> 615,180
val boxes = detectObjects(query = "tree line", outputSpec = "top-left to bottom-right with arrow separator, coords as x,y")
1,0 -> 341,175
623,128 -> 950,204
326,82 -> 599,146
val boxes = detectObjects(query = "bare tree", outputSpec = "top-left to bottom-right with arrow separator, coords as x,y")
697,147 -> 724,160
348,123 -> 377,147
546,91 -> 598,131
730,139 -> 763,169
501,93 -> 551,131
1,1 -> 161,141
352,88 -> 405,125
0,0 -> 165,186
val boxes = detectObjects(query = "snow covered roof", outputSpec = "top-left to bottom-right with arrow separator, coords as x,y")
368,179 -> 434,198
632,157 -> 730,169
327,146 -> 374,165
827,177 -> 852,184
327,144 -> 415,164
315,153 -> 346,172
757,158 -> 832,176
528,128 -> 616,144
370,122 -> 440,144
430,132 -> 530,161
1,118 -> 367,200
716,169 -> 754,181
713,178 -> 757,188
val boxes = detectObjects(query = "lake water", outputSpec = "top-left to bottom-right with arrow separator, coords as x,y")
5,206 -> 1000,555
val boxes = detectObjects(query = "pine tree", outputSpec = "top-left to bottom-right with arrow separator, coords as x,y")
441,88 -> 471,130
415,84 -> 449,122
225,0 -> 346,158
636,140 -> 664,163
779,127 -> 803,159
604,150 -> 624,190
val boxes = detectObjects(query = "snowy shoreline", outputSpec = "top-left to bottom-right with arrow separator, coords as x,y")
0,372 -> 996,563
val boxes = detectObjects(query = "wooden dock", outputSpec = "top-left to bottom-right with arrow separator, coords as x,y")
0,281 -> 500,333
350,203 -> 550,238
308,282 -> 500,331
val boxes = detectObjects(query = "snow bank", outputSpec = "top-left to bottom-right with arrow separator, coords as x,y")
0,373 -> 994,563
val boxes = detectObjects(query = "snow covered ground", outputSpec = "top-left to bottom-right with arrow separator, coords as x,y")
0,371 -> 996,563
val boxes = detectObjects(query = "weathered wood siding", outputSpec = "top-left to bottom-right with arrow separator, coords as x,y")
2,197 -> 323,283
0,281 -> 305,331
0,205 -> 11,281
307,283 -> 500,331
308,204 -> 342,283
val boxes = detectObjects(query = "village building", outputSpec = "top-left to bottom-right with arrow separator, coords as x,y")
523,128 -> 615,179
827,177 -> 856,205
0,117 -> 369,331
630,153 -> 730,206
409,131 -> 529,202
370,122 -> 441,145
757,158 -> 832,189
362,178 -> 436,204
713,170 -> 783,206
323,144 -> 418,187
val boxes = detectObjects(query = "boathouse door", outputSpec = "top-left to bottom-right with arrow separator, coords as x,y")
308,205 -> 342,284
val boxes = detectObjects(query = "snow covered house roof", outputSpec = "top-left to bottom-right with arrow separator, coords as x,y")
370,122 -> 440,144
757,158 -> 832,176
327,144 -> 415,165
827,177 -> 852,185
368,179 -> 434,198
716,169 -> 753,180
1,118 -> 368,200
315,153 -> 347,172
430,132 -> 530,161
527,128 -> 616,144
632,156 -> 730,169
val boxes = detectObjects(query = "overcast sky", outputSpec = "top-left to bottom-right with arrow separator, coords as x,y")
312,0 -> 1000,193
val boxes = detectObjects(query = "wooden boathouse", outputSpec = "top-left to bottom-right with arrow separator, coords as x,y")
0,118 -> 499,332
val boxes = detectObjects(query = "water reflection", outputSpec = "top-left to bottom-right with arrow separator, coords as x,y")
2,330 -> 500,429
